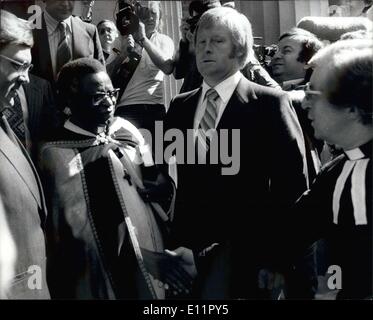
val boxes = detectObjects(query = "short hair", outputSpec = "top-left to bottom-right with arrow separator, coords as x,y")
279,27 -> 323,63
194,7 -> 253,69
56,58 -> 107,107
97,19 -> 117,31
0,10 -> 33,52
308,39 -> 373,125
340,29 -> 371,40
189,0 -> 205,16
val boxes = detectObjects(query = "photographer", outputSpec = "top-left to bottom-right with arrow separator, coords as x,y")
113,1 -> 174,145
173,0 -> 221,93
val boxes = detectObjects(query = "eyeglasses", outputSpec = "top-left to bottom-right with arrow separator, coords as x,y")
91,88 -> 120,104
304,82 -> 322,101
0,54 -> 33,73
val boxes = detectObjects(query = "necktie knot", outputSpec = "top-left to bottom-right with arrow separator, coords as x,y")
205,88 -> 219,102
58,21 -> 67,33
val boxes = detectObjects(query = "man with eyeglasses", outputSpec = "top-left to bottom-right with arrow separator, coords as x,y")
39,58 -> 177,299
279,39 -> 373,300
0,53 -> 58,160
0,9 -> 50,299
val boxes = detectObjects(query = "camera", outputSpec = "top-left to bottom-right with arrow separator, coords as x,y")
116,0 -> 151,36
186,15 -> 200,34
253,38 -> 278,68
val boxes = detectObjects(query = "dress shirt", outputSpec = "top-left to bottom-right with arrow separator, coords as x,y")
44,10 -> 72,79
193,71 -> 242,136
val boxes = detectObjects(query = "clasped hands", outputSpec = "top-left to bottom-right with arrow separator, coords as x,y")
141,246 -> 197,295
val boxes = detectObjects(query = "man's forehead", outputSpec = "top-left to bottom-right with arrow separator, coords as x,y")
279,36 -> 303,48
1,44 -> 31,60
198,23 -> 229,35
81,71 -> 111,88
99,22 -> 116,30
310,64 -> 330,89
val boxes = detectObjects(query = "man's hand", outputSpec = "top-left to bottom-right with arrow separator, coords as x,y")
141,248 -> 194,295
180,18 -> 190,42
137,21 -> 147,43
118,34 -> 136,57
137,170 -> 173,203
258,268 -> 285,300
165,247 -> 197,279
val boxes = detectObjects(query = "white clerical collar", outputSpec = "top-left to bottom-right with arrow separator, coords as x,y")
201,71 -> 242,103
344,147 -> 365,160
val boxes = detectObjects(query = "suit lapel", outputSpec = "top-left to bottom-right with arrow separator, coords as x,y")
71,17 -> 92,59
217,77 -> 257,129
0,124 -> 42,209
33,15 -> 54,83
23,80 -> 41,134
183,88 -> 202,129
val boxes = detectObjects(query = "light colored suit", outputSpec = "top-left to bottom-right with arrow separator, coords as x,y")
0,117 -> 50,299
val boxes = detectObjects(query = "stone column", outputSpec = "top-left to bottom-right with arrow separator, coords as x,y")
235,0 -> 329,45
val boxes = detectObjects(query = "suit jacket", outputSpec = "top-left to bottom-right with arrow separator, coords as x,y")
0,121 -> 50,299
288,141 -> 372,299
164,76 -> 309,298
31,14 -> 105,85
22,74 -> 58,161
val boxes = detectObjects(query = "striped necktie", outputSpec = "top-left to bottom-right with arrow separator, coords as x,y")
56,21 -> 72,74
332,148 -> 370,225
197,88 -> 219,152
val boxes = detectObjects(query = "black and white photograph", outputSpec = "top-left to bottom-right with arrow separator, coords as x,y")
0,0 -> 372,310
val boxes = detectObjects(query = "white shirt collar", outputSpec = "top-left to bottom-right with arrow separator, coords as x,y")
44,10 -> 72,36
201,72 -> 242,103
344,147 -> 365,160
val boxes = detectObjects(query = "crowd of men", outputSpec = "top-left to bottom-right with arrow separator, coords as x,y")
0,0 -> 372,300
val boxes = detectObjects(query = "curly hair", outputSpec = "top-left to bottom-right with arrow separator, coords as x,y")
56,58 -> 106,109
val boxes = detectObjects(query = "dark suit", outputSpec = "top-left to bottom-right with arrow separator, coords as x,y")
287,141 -> 372,299
31,14 -> 104,85
22,74 -> 58,161
0,117 -> 50,299
164,76 -> 309,298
